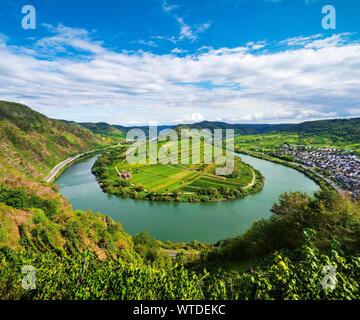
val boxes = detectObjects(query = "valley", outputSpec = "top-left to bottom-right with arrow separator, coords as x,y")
0,101 -> 359,300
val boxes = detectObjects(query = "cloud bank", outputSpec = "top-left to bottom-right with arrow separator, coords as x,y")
0,25 -> 359,125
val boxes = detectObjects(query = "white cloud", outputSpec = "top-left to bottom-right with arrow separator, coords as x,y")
177,17 -> 195,41
36,24 -> 105,56
304,33 -> 352,49
176,113 -> 205,123
196,22 -> 212,34
161,0 -> 211,43
132,39 -> 158,48
279,34 -> 323,47
0,27 -> 359,125
162,0 -> 178,13
171,47 -> 187,54
176,17 -> 212,42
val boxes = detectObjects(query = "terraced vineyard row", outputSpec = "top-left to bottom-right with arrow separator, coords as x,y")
91,140 -> 262,202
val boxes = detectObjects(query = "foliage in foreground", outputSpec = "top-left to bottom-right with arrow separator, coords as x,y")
1,179 -> 359,300
206,190 -> 360,264
0,230 -> 359,300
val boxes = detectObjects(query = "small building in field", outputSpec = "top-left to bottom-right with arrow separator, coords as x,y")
121,171 -> 132,179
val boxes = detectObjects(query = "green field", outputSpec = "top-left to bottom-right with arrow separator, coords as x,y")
92,139 -> 261,202
119,161 -> 253,194
235,133 -> 360,154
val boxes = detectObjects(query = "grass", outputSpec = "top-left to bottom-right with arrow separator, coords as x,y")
94,138 -> 260,202
235,132 -> 360,154
117,162 -> 253,194
129,164 -> 192,192
123,141 -> 253,193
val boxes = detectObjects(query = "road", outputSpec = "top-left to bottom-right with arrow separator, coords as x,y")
44,143 -> 124,183
44,154 -> 83,183
297,163 -> 348,195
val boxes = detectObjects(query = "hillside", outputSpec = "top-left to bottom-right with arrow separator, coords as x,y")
176,121 -> 289,135
79,117 -> 360,143
79,122 -> 126,139
287,118 -> 360,142
0,101 -> 359,300
0,101 -> 104,181
0,101 -> 197,271
180,118 -> 360,139
0,101 -> 137,258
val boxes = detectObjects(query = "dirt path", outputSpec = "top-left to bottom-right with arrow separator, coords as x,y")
242,168 -> 256,189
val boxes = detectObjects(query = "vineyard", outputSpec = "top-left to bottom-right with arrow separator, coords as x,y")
91,140 -> 263,202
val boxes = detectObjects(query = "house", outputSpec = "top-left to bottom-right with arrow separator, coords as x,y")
121,171 -> 132,179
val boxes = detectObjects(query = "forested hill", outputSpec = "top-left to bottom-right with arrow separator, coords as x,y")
176,121 -> 290,135
79,117 -> 360,141
0,101 -> 103,181
78,121 -> 125,138
285,118 -> 360,140
180,118 -> 360,139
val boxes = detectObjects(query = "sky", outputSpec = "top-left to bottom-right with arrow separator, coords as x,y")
0,0 -> 359,125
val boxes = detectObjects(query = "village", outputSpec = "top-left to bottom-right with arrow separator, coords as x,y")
275,145 -> 360,198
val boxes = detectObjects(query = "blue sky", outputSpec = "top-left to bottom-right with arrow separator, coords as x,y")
0,0 -> 359,124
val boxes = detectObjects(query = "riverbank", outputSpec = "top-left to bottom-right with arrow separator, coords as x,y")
91,148 -> 264,203
44,143 -> 124,183
236,148 -> 342,193
56,153 -> 319,242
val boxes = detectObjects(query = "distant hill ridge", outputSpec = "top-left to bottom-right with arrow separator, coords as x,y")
80,117 -> 360,141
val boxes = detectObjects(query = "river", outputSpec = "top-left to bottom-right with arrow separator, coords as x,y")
56,154 -> 319,243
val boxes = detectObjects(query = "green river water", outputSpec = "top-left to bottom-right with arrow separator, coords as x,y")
56,154 -> 319,243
